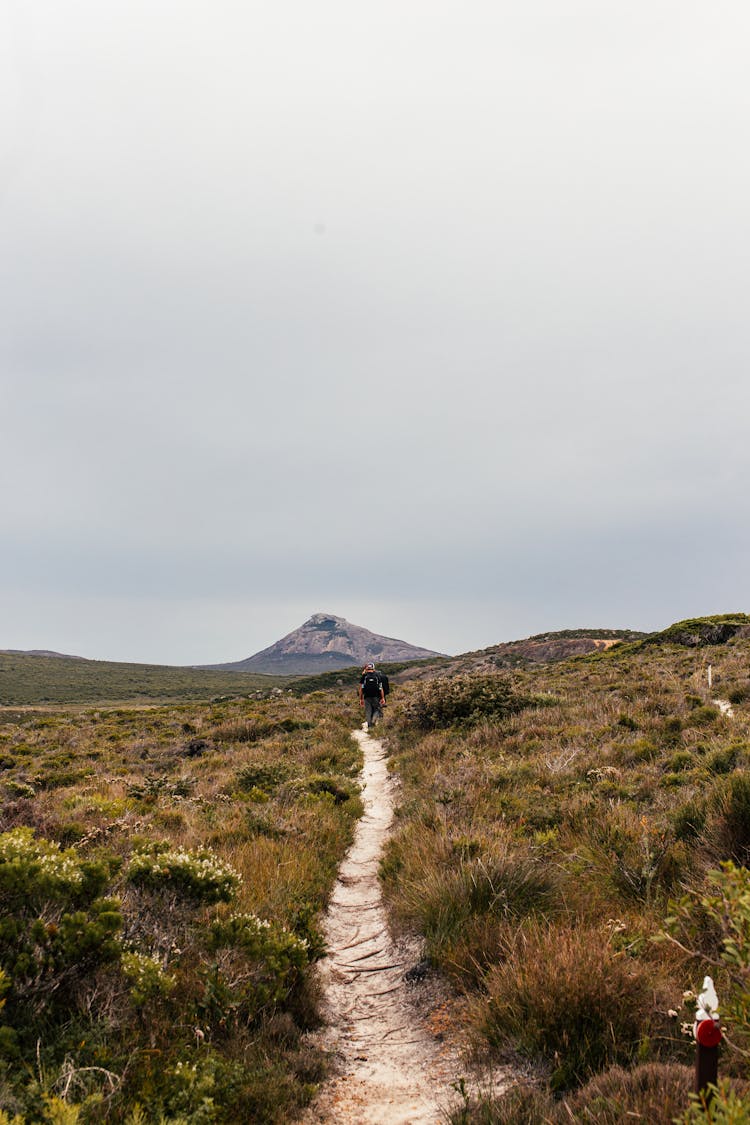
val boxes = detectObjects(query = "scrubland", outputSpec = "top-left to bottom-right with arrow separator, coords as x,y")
0,693 -> 361,1122
0,652 -> 286,704
3,615 -> 750,1124
379,622 -> 750,1122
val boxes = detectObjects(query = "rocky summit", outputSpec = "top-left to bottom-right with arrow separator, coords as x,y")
208,613 -> 446,675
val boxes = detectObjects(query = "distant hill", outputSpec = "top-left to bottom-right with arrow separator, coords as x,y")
0,649 -> 85,660
0,651 -> 285,706
638,613 -> 750,649
324,628 -> 647,689
455,627 -> 647,672
204,613 -> 446,675
382,617 -> 750,689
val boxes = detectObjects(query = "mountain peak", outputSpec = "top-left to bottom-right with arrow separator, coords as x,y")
307,612 -> 347,626
208,614 -> 445,675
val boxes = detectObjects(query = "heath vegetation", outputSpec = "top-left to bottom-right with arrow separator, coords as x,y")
0,692 -> 361,1122
3,616 -> 750,1123
377,618 -> 750,1122
0,652 -> 289,705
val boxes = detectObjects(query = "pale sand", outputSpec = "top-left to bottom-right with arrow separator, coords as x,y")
301,728 -> 474,1124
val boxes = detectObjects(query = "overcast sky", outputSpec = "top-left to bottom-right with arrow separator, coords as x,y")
2,1 -> 749,665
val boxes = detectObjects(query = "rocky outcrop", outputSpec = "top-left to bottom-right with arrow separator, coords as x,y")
640,616 -> 750,649
400,632 -> 635,681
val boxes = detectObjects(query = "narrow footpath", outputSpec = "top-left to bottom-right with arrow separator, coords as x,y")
302,728 -> 464,1124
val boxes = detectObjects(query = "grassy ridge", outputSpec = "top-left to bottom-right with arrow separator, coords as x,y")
378,621 -> 750,1121
0,652 -> 288,705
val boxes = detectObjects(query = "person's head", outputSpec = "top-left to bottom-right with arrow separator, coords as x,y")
364,662 -> 375,671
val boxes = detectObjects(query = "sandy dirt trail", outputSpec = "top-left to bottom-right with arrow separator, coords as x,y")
302,728 -> 463,1124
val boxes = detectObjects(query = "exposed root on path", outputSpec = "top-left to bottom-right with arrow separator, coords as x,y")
302,728 -> 508,1124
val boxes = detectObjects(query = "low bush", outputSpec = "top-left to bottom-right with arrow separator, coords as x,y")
208,718 -> 277,743
616,738 -> 659,765
234,762 -> 289,794
688,706 -> 721,727
451,1064 -> 696,1124
572,805 -> 682,906
705,773 -> 750,866
449,1081 -> 557,1123
566,1062 -> 694,1122
402,849 -> 556,973
206,912 -> 309,1026
0,828 -> 121,1036
0,692 -> 361,1121
476,923 -> 663,1091
126,842 -> 241,903
679,1080 -> 750,1123
664,862 -> 750,1060
672,797 -> 707,841
706,745 -> 740,775
662,716 -> 684,746
399,674 -> 537,732
667,750 -> 696,773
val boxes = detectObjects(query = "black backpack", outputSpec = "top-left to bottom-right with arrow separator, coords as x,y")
362,671 -> 381,697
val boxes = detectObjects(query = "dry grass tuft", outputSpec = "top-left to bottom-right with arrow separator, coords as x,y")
475,923 -> 667,1090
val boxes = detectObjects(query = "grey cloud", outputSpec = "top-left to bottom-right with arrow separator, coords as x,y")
1,1 -> 749,662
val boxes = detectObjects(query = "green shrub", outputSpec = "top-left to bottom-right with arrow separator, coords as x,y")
0,829 -> 122,1045
302,775 -> 358,804
215,718 -> 276,743
679,1081 -> 750,1123
3,781 -> 35,799
0,828 -> 110,905
688,706 -> 720,727
667,751 -> 695,773
400,674 -> 536,731
121,951 -> 176,1007
672,798 -> 707,841
621,739 -> 660,764
662,771 -> 691,788
664,862 -> 750,1057
126,842 -> 241,903
707,746 -> 739,775
662,716 -> 684,746
206,912 -> 309,1025
235,762 -> 289,794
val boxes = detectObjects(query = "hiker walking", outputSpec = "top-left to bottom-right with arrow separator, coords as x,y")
359,662 -> 386,730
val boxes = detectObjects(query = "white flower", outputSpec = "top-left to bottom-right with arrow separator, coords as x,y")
697,976 -> 719,1020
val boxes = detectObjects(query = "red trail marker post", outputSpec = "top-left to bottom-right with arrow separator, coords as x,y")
693,977 -> 721,1102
